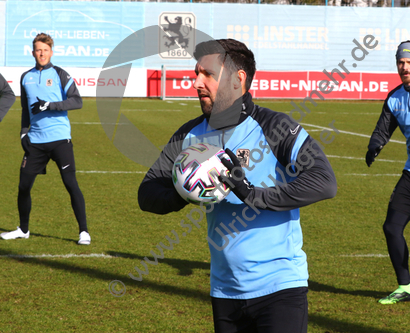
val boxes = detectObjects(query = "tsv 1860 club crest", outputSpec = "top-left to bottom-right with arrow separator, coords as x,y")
159,12 -> 196,59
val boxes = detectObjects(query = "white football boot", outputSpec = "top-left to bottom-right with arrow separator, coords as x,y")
78,231 -> 91,245
0,227 -> 30,240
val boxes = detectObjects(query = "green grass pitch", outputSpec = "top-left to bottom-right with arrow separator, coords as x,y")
0,97 -> 409,332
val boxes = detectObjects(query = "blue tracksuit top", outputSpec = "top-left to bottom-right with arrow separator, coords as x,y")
20,62 -> 82,143
369,84 -> 410,171
139,92 -> 337,299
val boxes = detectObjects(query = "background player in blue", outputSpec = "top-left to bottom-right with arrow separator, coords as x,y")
138,39 -> 337,332
0,73 -> 15,122
0,33 -> 90,245
366,41 -> 410,304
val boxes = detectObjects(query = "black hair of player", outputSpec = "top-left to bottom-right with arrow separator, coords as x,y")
193,39 -> 256,92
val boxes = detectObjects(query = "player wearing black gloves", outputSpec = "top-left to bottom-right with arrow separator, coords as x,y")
366,40 -> 410,304
139,38 -> 337,333
0,33 -> 90,245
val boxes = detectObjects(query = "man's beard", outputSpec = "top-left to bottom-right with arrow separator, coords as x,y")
199,98 -> 213,117
400,74 -> 410,86
206,93 -> 244,130
200,88 -> 233,118
399,68 -> 410,86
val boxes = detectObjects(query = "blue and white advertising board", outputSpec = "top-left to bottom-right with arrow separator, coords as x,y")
5,2 -> 410,72
6,1 -> 144,68
2,1 -> 410,98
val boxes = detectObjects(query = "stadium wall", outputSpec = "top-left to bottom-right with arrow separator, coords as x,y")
1,1 -> 408,99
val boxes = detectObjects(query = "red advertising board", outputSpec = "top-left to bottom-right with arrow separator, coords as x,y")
251,71 -> 402,100
147,69 -> 197,99
148,69 -> 402,100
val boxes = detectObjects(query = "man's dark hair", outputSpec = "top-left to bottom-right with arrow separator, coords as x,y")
193,39 -> 256,92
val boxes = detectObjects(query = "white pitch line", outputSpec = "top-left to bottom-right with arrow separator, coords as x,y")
327,155 -> 406,163
344,173 -> 401,177
342,112 -> 380,115
340,254 -> 389,257
299,112 -> 380,115
77,170 -> 146,174
0,253 -> 119,259
71,122 -> 128,125
120,109 -> 181,112
302,123 -> 406,145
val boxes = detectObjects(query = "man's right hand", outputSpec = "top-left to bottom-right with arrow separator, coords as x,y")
30,97 -> 50,115
365,145 -> 383,167
21,133 -> 30,155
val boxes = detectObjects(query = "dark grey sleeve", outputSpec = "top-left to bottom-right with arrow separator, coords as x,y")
138,136 -> 188,215
367,99 -> 398,151
0,73 -> 16,122
20,74 -> 30,135
246,136 -> 337,212
49,67 -> 82,111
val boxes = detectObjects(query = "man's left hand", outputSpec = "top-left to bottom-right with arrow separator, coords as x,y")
220,148 -> 254,202
31,97 -> 50,115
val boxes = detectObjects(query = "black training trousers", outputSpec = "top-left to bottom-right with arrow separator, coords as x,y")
211,287 -> 308,333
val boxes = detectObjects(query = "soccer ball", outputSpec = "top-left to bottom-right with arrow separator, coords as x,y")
172,143 -> 231,205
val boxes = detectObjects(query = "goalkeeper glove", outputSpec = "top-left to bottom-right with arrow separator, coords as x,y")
365,145 -> 383,167
220,148 -> 254,202
31,97 -> 50,115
